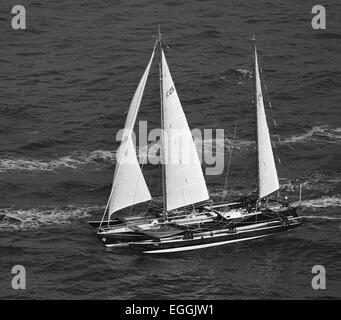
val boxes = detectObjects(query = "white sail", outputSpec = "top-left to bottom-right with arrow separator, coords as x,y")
161,50 -> 209,211
107,47 -> 155,218
253,43 -> 279,198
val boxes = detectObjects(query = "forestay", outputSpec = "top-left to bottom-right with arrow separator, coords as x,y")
107,46 -> 156,218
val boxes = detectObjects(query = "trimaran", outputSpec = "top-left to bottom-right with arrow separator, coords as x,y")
89,28 -> 302,253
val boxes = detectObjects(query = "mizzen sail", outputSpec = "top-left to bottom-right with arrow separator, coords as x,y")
161,50 -> 209,211
253,41 -> 279,198
107,46 -> 155,218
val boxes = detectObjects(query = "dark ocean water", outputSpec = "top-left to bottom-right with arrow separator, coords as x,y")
0,0 -> 340,299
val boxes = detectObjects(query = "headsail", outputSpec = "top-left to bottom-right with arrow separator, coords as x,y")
107,46 -> 156,218
161,49 -> 209,211
253,40 -> 279,198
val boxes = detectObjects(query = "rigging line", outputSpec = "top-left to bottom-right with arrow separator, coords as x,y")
162,35 -> 261,201
238,152 -> 253,185
219,39 -> 256,200
142,200 -> 154,217
220,36 -> 258,200
222,36 -> 261,199
162,40 -> 207,211
161,36 -> 238,201
162,38 -> 225,160
127,39 -> 164,218
161,37 -> 220,128
221,122 -> 238,202
227,38 -> 259,199
100,40 -> 157,227
261,68 -> 291,180
253,46 -> 287,199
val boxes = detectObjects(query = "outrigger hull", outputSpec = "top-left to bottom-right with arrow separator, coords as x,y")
128,218 -> 302,254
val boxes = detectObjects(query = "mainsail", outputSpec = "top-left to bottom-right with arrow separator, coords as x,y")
253,41 -> 279,198
161,49 -> 209,211
107,46 -> 155,218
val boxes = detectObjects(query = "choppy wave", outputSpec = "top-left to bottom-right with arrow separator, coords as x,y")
299,196 -> 341,208
200,125 -> 340,148
300,215 -> 341,220
298,196 -> 341,221
0,150 -> 116,173
1,195 -> 340,231
280,171 -> 341,194
282,125 -> 341,144
220,69 -> 253,83
235,68 -> 253,79
0,125 -> 339,173
292,196 -> 341,221
0,204 -> 103,231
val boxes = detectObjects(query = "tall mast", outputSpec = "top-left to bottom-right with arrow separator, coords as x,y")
251,35 -> 260,201
158,25 -> 167,214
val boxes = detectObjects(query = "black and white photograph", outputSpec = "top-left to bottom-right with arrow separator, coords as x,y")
0,0 -> 340,307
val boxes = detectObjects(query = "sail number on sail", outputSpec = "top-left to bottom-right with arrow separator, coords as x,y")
166,86 -> 174,98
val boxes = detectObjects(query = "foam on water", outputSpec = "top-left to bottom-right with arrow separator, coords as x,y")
0,0 -> 340,300
0,156 -> 83,172
0,204 -> 103,231
300,215 -> 341,220
299,196 -> 341,208
0,150 -> 117,173
1,195 -> 339,231
283,125 -> 341,144
235,68 -> 253,79
0,125 -> 339,173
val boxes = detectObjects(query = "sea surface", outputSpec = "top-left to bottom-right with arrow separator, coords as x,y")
0,0 -> 340,299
